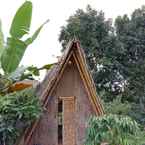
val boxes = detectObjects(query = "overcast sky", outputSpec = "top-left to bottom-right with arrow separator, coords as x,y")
0,0 -> 145,67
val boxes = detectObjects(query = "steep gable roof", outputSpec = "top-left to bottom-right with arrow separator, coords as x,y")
18,40 -> 104,145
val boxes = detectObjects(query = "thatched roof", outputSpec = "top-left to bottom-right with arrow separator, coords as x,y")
36,40 -> 104,111
18,39 -> 104,145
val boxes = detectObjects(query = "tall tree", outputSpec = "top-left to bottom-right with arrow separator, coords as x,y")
115,6 -> 145,124
59,5 -> 123,101
59,5 -> 145,125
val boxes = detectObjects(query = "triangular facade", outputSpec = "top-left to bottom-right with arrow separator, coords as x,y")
18,40 -> 104,145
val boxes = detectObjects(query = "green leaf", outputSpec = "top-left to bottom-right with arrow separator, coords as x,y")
1,2 -> 48,74
10,1 -> 32,38
0,88 -> 42,144
1,37 -> 27,73
8,66 -> 27,81
25,19 -> 49,45
27,64 -> 53,77
0,77 -> 12,93
27,66 -> 40,76
0,20 -> 4,58
39,63 -> 53,70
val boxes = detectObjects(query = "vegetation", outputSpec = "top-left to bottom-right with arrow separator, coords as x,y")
59,5 -> 117,101
104,97 -> 131,116
59,5 -> 145,126
59,5 -> 145,144
0,1 -> 48,74
0,88 -> 41,145
85,115 -> 145,145
0,1 -> 48,144
0,0 -> 145,144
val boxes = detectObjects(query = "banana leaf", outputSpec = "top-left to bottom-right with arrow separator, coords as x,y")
1,38 -> 27,73
1,1 -> 48,74
25,19 -> 49,45
10,1 -> 32,39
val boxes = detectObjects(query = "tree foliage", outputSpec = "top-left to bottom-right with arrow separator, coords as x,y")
59,5 -> 145,125
59,5 -> 121,102
114,6 -> 145,125
104,97 -> 131,116
115,6 -> 145,103
85,115 -> 145,145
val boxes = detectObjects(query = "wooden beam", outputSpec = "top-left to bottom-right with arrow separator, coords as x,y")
75,46 -> 104,114
59,96 -> 75,100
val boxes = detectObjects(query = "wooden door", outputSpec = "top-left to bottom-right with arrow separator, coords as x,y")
59,97 -> 75,145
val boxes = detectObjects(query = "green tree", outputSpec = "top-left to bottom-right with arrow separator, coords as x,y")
115,6 -> 145,103
115,6 -> 145,125
59,5 -> 145,125
59,5 -> 123,102
104,97 -> 131,116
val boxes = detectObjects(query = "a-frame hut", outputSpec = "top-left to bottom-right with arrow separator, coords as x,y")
18,40 -> 104,145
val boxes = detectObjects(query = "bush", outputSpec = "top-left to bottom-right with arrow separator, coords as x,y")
0,88 -> 42,145
85,114 -> 145,145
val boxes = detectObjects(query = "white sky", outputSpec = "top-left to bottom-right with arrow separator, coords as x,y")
0,0 -> 145,67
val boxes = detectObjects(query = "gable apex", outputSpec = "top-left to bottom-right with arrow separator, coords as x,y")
36,39 -> 104,115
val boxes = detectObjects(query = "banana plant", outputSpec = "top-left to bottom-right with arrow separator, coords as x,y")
0,1 -> 49,74
0,1 -> 50,93
0,2 -> 47,144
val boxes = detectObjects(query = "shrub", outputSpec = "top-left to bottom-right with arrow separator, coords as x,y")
85,114 -> 145,145
0,88 -> 42,145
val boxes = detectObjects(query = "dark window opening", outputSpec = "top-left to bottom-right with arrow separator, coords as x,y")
58,100 -> 63,145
